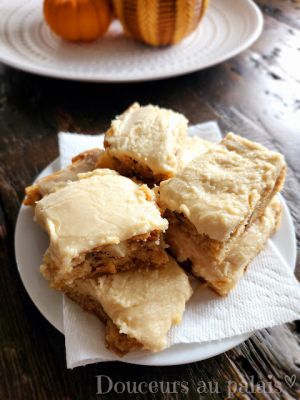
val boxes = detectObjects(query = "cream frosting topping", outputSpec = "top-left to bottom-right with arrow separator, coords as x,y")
73,257 -> 193,352
159,137 -> 281,241
35,169 -> 168,270
222,132 -> 285,170
105,103 -> 188,175
180,136 -> 215,169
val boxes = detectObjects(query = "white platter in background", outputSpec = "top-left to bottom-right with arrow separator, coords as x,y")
0,0 -> 263,82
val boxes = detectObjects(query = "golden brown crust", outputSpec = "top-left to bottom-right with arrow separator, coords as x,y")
109,154 -> 171,186
23,185 -> 42,206
94,150 -> 115,170
24,148 -> 103,206
42,231 -> 168,289
105,320 -> 141,356
64,287 -> 141,356
71,148 -> 101,163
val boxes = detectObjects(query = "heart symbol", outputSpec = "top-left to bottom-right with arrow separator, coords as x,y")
284,374 -> 296,388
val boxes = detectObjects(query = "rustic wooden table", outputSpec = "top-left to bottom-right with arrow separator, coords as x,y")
0,1 -> 299,399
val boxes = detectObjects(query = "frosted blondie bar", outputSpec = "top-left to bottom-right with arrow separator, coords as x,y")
104,103 -> 188,184
64,257 -> 193,355
35,169 -> 168,288
159,133 -> 286,269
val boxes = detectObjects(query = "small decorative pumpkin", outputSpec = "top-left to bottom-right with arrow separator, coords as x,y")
44,0 -> 113,41
113,0 -> 209,46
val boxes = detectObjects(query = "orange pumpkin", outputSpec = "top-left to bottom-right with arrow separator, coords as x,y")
44,0 -> 113,41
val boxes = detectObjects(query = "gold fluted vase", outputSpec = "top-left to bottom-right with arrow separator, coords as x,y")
113,0 -> 209,46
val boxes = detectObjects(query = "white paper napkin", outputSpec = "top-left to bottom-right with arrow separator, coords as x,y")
58,123 -> 300,369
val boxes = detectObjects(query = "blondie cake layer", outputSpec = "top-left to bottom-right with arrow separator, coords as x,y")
104,103 -> 188,184
64,257 -> 193,355
166,197 -> 281,296
24,148 -> 106,205
35,169 -> 168,288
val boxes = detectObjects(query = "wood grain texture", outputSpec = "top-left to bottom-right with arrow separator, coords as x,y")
0,1 -> 300,399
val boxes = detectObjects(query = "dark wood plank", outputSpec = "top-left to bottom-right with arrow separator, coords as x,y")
256,0 -> 300,29
0,1 -> 300,399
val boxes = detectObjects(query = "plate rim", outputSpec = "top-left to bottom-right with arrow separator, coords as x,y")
0,0 -> 264,82
14,158 -> 297,366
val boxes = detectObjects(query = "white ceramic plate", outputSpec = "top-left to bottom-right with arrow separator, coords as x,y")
15,159 -> 296,366
0,0 -> 263,82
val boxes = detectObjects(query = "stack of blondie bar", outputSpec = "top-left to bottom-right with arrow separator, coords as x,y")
25,103 -> 286,355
